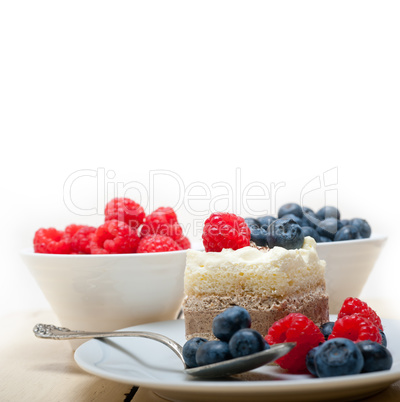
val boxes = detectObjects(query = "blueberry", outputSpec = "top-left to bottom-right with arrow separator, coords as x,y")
302,206 -> 314,215
320,321 -> 335,340
314,338 -> 364,378
356,340 -> 393,373
281,213 -> 304,226
245,217 -> 260,228
278,203 -> 303,218
334,225 -> 362,241
306,346 -> 321,376
350,218 -> 371,239
212,306 -> 251,342
302,211 -> 320,229
196,340 -> 231,366
266,218 -> 304,250
302,226 -> 321,242
249,225 -> 268,247
319,236 -> 333,243
182,337 -> 208,368
380,330 -> 387,347
316,206 -> 341,221
257,215 -> 276,228
316,218 -> 343,240
341,219 -> 350,226
228,329 -> 265,358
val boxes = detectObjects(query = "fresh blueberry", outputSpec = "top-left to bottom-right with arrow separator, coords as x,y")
316,206 -> 341,221
278,203 -> 303,218
302,206 -> 314,215
266,218 -> 304,250
306,346 -> 321,376
320,321 -> 335,340
281,213 -> 304,226
228,329 -> 265,358
301,226 -> 321,242
257,215 -> 276,228
182,337 -> 208,368
196,340 -> 231,366
249,225 -> 268,247
264,340 -> 271,350
340,219 -> 350,226
380,330 -> 387,347
245,217 -> 260,228
334,225 -> 362,241
212,306 -> 251,342
319,236 -> 333,243
356,340 -> 393,373
350,218 -> 372,238
302,211 -> 320,229
316,218 -> 343,240
314,338 -> 364,378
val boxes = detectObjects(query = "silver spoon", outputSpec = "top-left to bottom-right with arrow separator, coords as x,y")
33,323 -> 295,378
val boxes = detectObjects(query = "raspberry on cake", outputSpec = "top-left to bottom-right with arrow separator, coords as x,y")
202,212 -> 251,252
183,213 -> 329,340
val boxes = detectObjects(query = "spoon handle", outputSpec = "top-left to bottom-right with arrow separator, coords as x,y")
33,323 -> 185,365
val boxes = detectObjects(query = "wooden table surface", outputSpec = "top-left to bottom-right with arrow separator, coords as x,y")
1,300 -> 400,402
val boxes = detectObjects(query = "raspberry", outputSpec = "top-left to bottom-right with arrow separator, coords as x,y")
137,234 -> 181,253
70,226 -> 96,254
151,207 -> 178,224
176,236 -> 191,250
104,197 -> 145,229
328,314 -> 382,343
141,207 -> 185,244
33,228 -> 71,254
202,212 -> 251,252
141,207 -> 178,235
338,297 -> 383,331
64,224 -> 86,239
265,313 -> 325,374
90,220 -> 140,254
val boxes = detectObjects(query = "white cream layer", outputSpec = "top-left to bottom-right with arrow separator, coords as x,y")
184,237 -> 326,298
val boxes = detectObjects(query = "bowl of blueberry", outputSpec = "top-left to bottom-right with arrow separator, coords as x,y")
245,203 -> 387,314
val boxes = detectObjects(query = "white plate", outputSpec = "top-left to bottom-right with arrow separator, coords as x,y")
74,317 -> 400,402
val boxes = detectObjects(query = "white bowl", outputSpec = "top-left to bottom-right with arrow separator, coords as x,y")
316,234 -> 387,314
21,249 -> 187,349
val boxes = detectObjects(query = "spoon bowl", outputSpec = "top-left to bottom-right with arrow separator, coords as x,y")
33,323 -> 295,378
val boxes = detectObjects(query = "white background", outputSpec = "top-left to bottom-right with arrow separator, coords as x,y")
0,1 -> 399,317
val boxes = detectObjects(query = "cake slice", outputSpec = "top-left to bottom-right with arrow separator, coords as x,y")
183,236 -> 329,340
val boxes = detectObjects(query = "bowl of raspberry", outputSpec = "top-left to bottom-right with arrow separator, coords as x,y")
21,198 -> 190,350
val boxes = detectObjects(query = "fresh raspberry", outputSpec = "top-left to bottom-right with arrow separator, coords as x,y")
328,314 -> 382,343
151,207 -> 178,224
141,207 -> 178,235
70,226 -> 96,254
104,197 -> 145,229
176,236 -> 191,250
90,220 -> 140,254
137,234 -> 181,253
33,228 -> 71,254
265,313 -> 325,374
202,212 -> 251,252
338,297 -> 383,331
64,224 -> 86,239
141,207 -> 185,244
